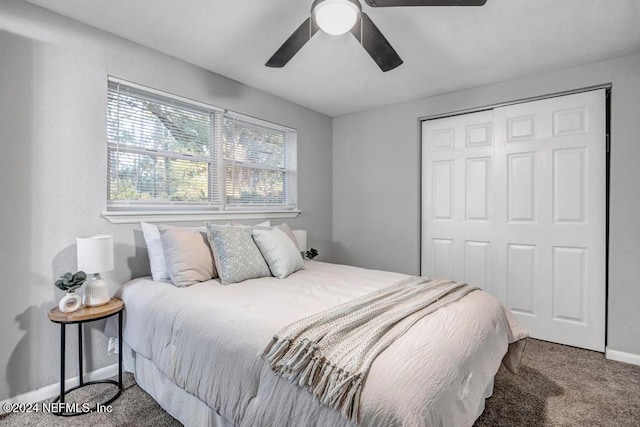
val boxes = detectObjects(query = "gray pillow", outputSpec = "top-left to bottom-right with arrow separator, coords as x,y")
252,228 -> 304,279
206,224 -> 271,285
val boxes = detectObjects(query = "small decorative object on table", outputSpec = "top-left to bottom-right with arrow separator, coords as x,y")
291,230 -> 319,260
55,271 -> 87,313
305,248 -> 319,260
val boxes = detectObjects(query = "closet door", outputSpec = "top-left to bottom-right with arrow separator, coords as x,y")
421,89 -> 606,351
421,110 -> 495,286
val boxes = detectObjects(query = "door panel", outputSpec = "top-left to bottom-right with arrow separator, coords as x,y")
507,153 -> 536,222
552,246 -> 586,323
506,243 -> 537,316
421,89 -> 606,351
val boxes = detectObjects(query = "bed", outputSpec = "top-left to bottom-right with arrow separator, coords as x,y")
114,258 -> 527,427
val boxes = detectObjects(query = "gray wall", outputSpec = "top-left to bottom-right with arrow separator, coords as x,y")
0,0 -> 332,400
333,53 -> 640,356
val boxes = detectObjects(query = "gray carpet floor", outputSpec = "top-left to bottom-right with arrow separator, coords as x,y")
1,339 -> 639,426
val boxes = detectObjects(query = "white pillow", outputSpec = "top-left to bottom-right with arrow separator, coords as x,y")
252,228 -> 304,279
160,226 -> 217,287
141,222 -> 170,281
253,223 -> 298,248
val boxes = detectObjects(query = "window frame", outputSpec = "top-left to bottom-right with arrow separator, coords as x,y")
103,77 -> 300,224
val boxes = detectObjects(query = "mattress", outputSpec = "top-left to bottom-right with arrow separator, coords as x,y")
117,261 -> 526,426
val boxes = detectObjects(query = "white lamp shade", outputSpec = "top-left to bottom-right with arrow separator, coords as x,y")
77,235 -> 114,274
292,230 -> 308,252
313,0 -> 360,36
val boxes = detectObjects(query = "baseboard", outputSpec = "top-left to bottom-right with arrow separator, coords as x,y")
0,363 -> 119,414
606,347 -> 640,366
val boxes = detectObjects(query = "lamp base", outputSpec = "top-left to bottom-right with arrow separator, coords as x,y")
83,275 -> 111,307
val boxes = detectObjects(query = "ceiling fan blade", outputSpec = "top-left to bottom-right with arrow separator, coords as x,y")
351,13 -> 403,72
365,0 -> 486,6
266,17 -> 319,68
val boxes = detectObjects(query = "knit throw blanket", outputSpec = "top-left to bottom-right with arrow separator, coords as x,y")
261,276 -> 478,423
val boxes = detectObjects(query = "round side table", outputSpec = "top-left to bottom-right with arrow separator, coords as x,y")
47,298 -> 124,416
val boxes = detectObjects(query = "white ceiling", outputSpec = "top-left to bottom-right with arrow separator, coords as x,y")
23,0 -> 640,117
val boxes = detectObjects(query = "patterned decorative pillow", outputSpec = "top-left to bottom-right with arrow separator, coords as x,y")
252,228 -> 304,279
206,224 -> 271,285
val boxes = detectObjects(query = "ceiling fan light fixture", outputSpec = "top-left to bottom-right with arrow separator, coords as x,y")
313,0 -> 361,36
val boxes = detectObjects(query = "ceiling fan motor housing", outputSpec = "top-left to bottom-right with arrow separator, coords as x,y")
311,0 -> 362,35
311,0 -> 362,14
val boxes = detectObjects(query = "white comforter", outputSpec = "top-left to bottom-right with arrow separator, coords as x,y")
119,261 -> 526,427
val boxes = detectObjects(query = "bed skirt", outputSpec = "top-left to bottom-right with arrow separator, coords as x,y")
122,342 -> 494,427
123,343 -> 233,427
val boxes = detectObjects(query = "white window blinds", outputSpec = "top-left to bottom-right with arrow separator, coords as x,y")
107,78 -> 297,213
223,116 -> 297,209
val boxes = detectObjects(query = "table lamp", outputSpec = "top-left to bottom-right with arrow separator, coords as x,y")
77,234 -> 114,307
292,230 -> 307,256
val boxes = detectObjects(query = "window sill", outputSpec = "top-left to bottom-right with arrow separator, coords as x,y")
102,210 -> 301,224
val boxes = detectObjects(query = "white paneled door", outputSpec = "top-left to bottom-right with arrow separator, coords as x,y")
421,90 -> 606,351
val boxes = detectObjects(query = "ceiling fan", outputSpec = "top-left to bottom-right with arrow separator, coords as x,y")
266,0 -> 488,72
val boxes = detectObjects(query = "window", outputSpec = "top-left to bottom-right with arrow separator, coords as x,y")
106,78 -> 298,221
